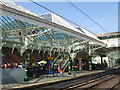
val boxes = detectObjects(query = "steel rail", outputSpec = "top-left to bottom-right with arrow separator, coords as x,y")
110,80 -> 120,90
64,75 -> 118,90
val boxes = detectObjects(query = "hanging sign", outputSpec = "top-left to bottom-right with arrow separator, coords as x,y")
78,58 -> 82,61
48,57 -> 54,60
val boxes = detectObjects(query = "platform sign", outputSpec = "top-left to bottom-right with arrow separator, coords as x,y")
78,58 -> 82,61
48,57 -> 54,60
47,57 -> 54,74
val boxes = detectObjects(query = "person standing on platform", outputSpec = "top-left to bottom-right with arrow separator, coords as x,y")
103,60 -> 108,70
58,65 -> 63,76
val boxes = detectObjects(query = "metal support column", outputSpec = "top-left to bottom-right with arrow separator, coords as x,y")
89,56 -> 92,71
20,54 -> 23,62
88,42 -> 92,71
79,60 -> 82,72
24,48 -> 29,81
68,52 -> 71,75
100,56 -> 103,66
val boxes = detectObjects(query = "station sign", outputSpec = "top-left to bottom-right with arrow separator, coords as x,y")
47,57 -> 54,74
48,57 -> 54,60
78,58 -> 82,61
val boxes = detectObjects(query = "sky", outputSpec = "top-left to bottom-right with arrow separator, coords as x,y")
15,1 -> 118,34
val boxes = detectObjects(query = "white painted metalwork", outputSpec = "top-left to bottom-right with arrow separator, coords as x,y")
0,0 -> 105,46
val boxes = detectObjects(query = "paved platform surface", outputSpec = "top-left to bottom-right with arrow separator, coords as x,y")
1,70 -> 105,89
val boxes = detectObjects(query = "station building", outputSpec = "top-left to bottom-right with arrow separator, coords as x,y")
1,0 -> 119,84
92,32 -> 120,67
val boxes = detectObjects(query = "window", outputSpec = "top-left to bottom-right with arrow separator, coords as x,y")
103,36 -> 107,39
116,34 -> 120,38
98,37 -> 102,40
111,35 -> 115,38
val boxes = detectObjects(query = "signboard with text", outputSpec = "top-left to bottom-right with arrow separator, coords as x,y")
47,57 -> 54,74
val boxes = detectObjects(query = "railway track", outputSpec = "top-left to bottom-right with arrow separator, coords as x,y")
11,68 -> 119,90
41,69 -> 120,90
40,74 -> 110,89
63,75 -> 120,90
40,74 -> 119,90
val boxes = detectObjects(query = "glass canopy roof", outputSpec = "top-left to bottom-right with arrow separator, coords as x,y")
1,15 -> 81,51
0,0 -> 105,53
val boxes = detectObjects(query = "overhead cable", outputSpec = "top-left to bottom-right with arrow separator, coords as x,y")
29,0 -> 95,34
30,0 -> 80,26
66,0 -> 109,33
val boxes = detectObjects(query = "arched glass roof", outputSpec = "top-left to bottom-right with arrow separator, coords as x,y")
1,15 -> 79,51
0,0 -> 105,53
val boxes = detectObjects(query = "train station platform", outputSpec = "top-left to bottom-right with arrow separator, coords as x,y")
1,70 -> 106,89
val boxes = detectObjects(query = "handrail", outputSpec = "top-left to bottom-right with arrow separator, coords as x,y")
54,52 -> 61,64
62,52 -> 77,71
62,57 -> 69,71
60,57 -> 67,66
